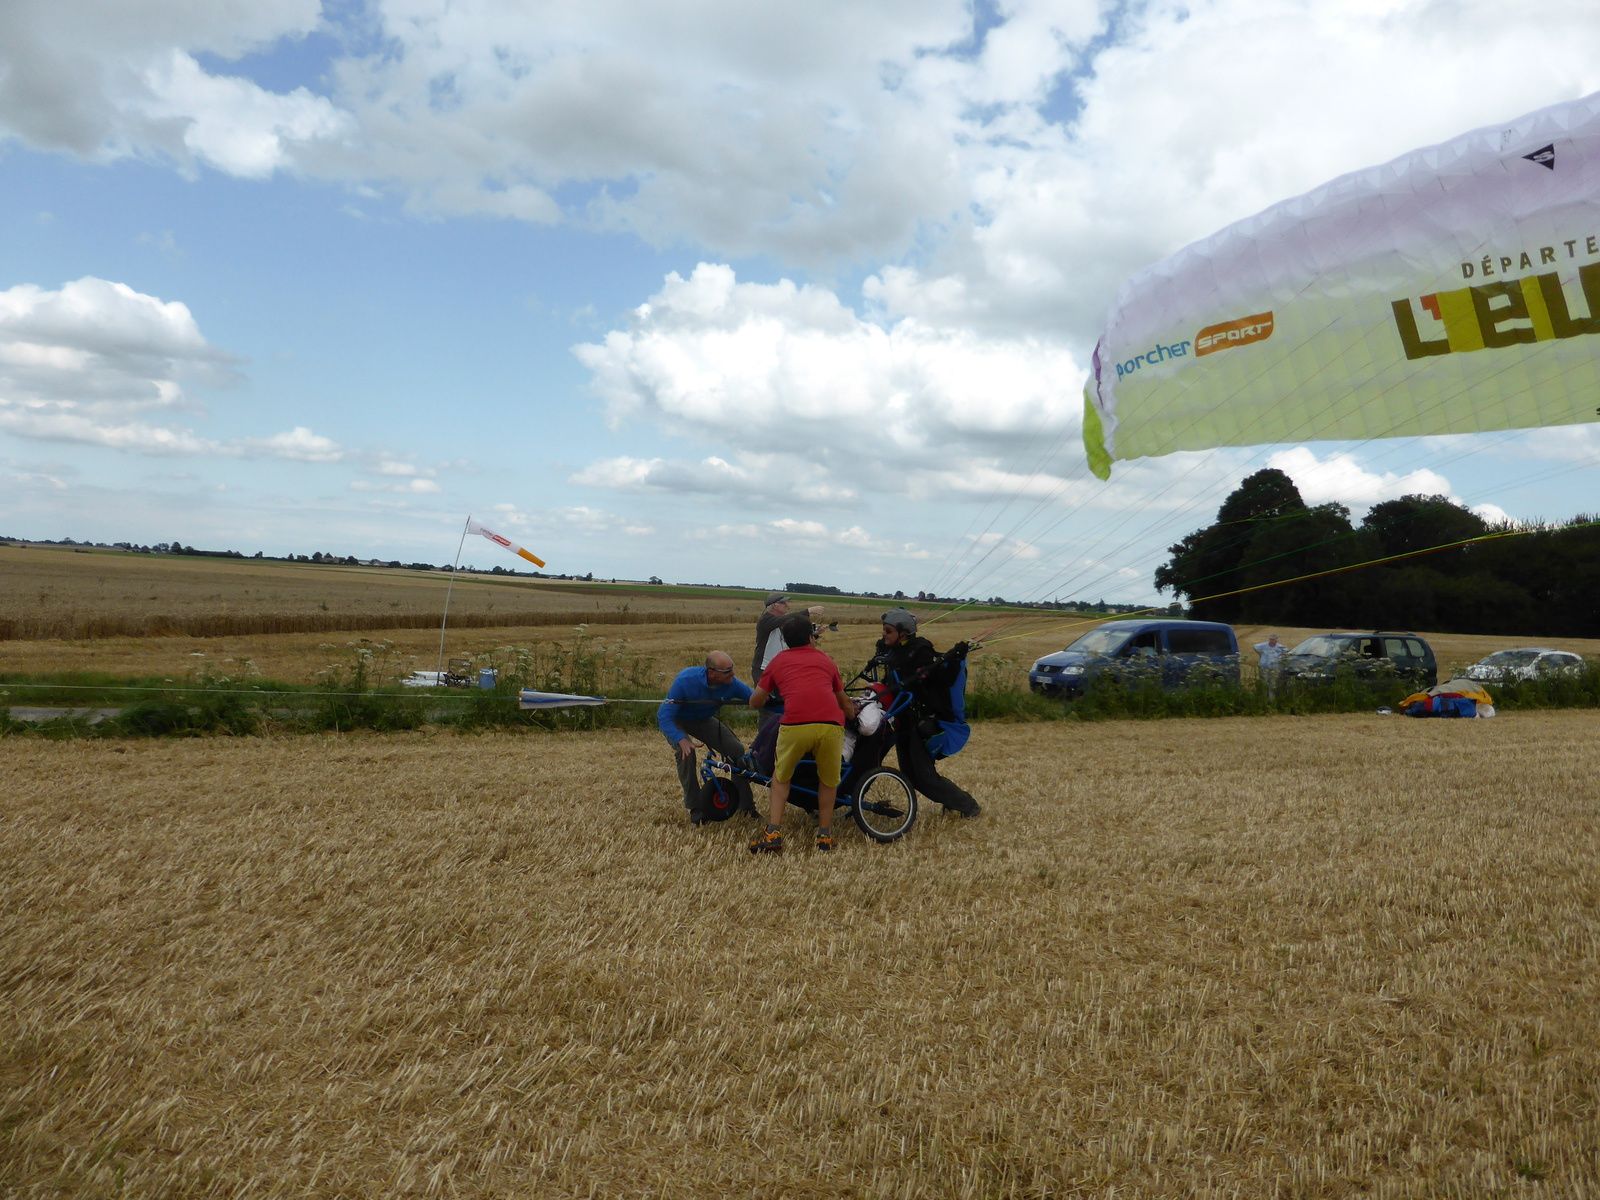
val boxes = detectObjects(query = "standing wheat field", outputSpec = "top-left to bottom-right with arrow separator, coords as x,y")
4,713 -> 1597,1197
4,546 -> 1596,688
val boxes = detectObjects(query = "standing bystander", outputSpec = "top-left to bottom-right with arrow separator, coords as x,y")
747,614 -> 853,854
1254,633 -> 1287,697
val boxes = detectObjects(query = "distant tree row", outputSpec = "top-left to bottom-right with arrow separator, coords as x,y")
3,535 -> 666,588
786,581 -> 845,596
1155,469 -> 1599,637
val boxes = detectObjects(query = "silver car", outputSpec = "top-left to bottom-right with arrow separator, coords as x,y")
1462,648 -> 1586,682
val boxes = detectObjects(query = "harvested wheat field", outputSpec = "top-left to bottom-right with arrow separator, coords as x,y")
4,713 -> 1598,1197
5,547 -> 1597,687
0,545 -> 768,643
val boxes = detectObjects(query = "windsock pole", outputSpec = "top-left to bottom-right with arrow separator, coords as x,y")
435,515 -> 472,679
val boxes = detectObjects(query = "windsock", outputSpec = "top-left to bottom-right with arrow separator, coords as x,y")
519,690 -> 607,709
466,518 -> 546,568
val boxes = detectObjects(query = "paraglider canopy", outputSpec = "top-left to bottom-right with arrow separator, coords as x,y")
1083,90 -> 1600,479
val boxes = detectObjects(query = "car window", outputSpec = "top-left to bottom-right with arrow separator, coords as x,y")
1483,649 -> 1535,667
1125,631 -> 1160,657
1404,639 -> 1428,659
1167,627 -> 1231,654
1384,638 -> 1409,659
1067,629 -> 1127,655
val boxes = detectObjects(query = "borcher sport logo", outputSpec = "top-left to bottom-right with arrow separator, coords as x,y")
1195,311 -> 1275,357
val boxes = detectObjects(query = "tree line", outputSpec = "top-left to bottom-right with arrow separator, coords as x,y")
1155,470 -> 1599,637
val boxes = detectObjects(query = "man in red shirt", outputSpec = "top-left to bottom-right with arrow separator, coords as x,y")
747,613 -> 854,853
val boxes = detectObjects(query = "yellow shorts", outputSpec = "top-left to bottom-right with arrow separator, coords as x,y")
773,722 -> 844,787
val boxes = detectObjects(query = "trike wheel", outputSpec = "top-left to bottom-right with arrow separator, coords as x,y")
849,767 -> 917,843
695,775 -> 750,823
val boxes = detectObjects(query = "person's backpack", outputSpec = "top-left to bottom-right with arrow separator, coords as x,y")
921,647 -> 971,759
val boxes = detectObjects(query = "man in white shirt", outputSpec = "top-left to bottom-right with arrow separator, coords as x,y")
1254,633 -> 1286,696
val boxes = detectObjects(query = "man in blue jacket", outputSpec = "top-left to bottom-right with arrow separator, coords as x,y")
658,650 -> 753,823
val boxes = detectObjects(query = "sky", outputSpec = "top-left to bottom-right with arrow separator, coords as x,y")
2,0 -> 1598,605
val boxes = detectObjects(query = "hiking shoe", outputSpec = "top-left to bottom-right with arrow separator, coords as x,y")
749,828 -> 784,854
946,800 -> 982,818
815,831 -> 834,853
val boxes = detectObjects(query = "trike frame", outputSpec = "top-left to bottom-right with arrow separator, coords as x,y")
696,689 -> 920,843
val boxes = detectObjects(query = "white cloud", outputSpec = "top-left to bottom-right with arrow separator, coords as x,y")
694,517 -> 932,561
352,477 -> 440,494
575,263 -> 1081,477
0,277 -> 230,451
867,1 -> 1600,345
3,0 -> 1595,291
0,277 -> 351,464
136,229 -> 181,255
24,471 -> 69,490
1511,425 -> 1600,466
486,502 -> 653,537
141,49 -> 351,178
0,277 -> 229,404
242,426 -> 343,463
0,410 -> 217,455
0,1 -> 342,174
1267,446 -> 1455,509
572,452 -> 858,506
970,531 -> 1040,561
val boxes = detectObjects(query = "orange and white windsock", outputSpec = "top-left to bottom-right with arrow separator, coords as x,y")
466,518 -> 546,568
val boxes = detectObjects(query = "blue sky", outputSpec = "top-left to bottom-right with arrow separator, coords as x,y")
2,0 -> 1597,604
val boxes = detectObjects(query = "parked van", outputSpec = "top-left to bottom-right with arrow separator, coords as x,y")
1028,619 -> 1240,698
1281,631 -> 1438,688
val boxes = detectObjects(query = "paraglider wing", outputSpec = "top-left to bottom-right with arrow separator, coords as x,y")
1083,91 -> 1600,479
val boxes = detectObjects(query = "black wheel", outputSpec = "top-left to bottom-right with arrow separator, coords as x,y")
849,767 -> 917,843
695,775 -> 749,823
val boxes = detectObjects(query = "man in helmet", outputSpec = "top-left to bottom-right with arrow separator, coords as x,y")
860,608 -> 981,818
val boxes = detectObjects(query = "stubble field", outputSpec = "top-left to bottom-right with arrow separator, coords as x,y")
3,545 -> 1599,1196
4,545 -> 1597,687
3,717 -> 1598,1197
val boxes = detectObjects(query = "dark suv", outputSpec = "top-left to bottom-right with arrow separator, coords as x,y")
1029,619 -> 1240,698
1281,631 -> 1437,688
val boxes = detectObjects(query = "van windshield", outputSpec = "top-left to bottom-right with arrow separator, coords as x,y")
1066,629 -> 1130,656
1289,636 -> 1353,659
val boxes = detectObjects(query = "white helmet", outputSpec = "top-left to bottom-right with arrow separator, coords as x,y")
880,608 -> 918,635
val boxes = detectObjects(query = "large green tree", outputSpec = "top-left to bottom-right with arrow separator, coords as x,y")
1156,475 -> 1597,635
1361,494 -> 1489,572
1234,503 -> 1366,625
1154,469 -> 1315,622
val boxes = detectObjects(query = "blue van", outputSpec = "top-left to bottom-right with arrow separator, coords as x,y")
1028,619 -> 1240,698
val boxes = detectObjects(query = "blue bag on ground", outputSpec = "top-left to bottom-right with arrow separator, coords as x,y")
1402,694 -> 1478,718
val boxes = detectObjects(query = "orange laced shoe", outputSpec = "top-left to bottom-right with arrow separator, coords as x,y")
748,828 -> 784,854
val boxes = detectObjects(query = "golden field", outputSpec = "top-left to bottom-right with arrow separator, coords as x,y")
4,546 -> 1600,1195
4,715 -> 1599,1197
2,544 -> 1597,686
